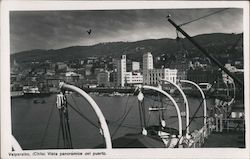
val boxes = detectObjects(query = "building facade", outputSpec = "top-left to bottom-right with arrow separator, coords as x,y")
132,62 -> 140,71
116,55 -> 127,87
125,72 -> 143,85
187,69 -> 220,84
97,71 -> 110,87
148,68 -> 177,85
169,60 -> 189,81
143,52 -> 153,84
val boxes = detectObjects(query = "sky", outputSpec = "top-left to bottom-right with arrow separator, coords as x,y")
10,8 -> 243,53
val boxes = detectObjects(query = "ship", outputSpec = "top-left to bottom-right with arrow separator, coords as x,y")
22,86 -> 51,97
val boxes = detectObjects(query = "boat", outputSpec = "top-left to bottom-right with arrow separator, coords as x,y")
22,86 -> 51,97
23,86 -> 40,94
33,99 -> 46,104
11,91 -> 24,98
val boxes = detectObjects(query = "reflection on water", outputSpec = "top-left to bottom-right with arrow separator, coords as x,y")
11,94 -> 214,149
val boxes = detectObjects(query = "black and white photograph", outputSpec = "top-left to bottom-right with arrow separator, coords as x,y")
1,1 -> 249,159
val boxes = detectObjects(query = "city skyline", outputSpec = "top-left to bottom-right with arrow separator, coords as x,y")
10,8 -> 243,53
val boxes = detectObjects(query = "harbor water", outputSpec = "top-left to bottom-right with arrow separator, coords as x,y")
11,93 -> 214,149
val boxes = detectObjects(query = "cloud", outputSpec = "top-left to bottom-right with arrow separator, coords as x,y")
10,8 -> 243,53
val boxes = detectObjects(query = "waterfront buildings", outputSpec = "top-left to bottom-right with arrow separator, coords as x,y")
187,69 -> 220,84
65,71 -> 80,84
169,60 -> 189,81
125,72 -> 143,85
97,71 -> 110,87
148,68 -> 177,85
132,62 -> 140,71
116,55 -> 127,87
85,64 -> 93,76
56,62 -> 67,71
143,52 -> 153,85
142,52 -> 177,85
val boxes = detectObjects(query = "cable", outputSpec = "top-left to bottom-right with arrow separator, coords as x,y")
64,99 -> 73,148
56,120 -> 61,148
146,111 -> 152,126
112,95 -> 131,122
173,78 -> 218,147
109,121 -> 141,129
138,100 -> 143,130
142,99 -> 147,128
179,8 -> 229,27
59,109 -> 66,148
110,89 -> 139,138
111,100 -> 136,138
70,93 -> 82,112
67,101 -> 99,128
40,102 -> 56,148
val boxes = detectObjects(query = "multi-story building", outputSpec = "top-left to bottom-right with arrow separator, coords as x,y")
56,62 -> 68,71
116,55 -> 127,87
187,69 -> 220,84
65,71 -> 80,84
109,70 -> 118,87
169,60 -> 189,81
143,52 -> 153,84
132,62 -> 140,71
127,61 -> 140,72
125,72 -> 143,85
85,64 -> 93,76
97,71 -> 110,87
94,68 -> 105,75
148,68 -> 177,85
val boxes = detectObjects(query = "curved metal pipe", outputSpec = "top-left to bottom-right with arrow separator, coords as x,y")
59,82 -> 112,149
140,85 -> 183,137
180,80 -> 207,126
160,79 -> 190,136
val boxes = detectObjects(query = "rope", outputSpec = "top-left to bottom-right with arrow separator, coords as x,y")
40,102 -> 56,148
70,93 -> 82,113
59,109 -> 66,148
111,100 -> 135,138
110,89 -> 139,138
142,99 -> 147,128
67,101 -> 99,128
138,100 -> 143,130
112,95 -> 131,122
64,99 -> 73,148
109,121 -> 141,129
146,111 -> 152,126
179,8 -> 229,27
173,78 -> 218,147
56,120 -> 61,148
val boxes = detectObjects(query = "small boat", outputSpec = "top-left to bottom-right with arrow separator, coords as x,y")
33,99 -> 46,104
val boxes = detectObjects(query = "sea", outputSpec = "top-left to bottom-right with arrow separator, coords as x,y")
11,93 -> 215,149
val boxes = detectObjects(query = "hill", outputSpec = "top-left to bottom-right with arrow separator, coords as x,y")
11,33 -> 243,62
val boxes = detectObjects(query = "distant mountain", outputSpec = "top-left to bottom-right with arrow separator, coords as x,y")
11,33 -> 243,62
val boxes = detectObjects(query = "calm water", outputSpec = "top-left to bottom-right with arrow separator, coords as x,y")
11,93 -> 214,149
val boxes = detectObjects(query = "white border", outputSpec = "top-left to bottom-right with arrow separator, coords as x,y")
1,1 -> 249,159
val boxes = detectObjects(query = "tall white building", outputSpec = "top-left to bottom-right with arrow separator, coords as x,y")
132,62 -> 140,71
116,55 -> 127,87
148,68 -> 177,85
143,52 -> 154,84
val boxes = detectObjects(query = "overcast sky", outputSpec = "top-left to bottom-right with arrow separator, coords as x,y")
10,8 -> 243,53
